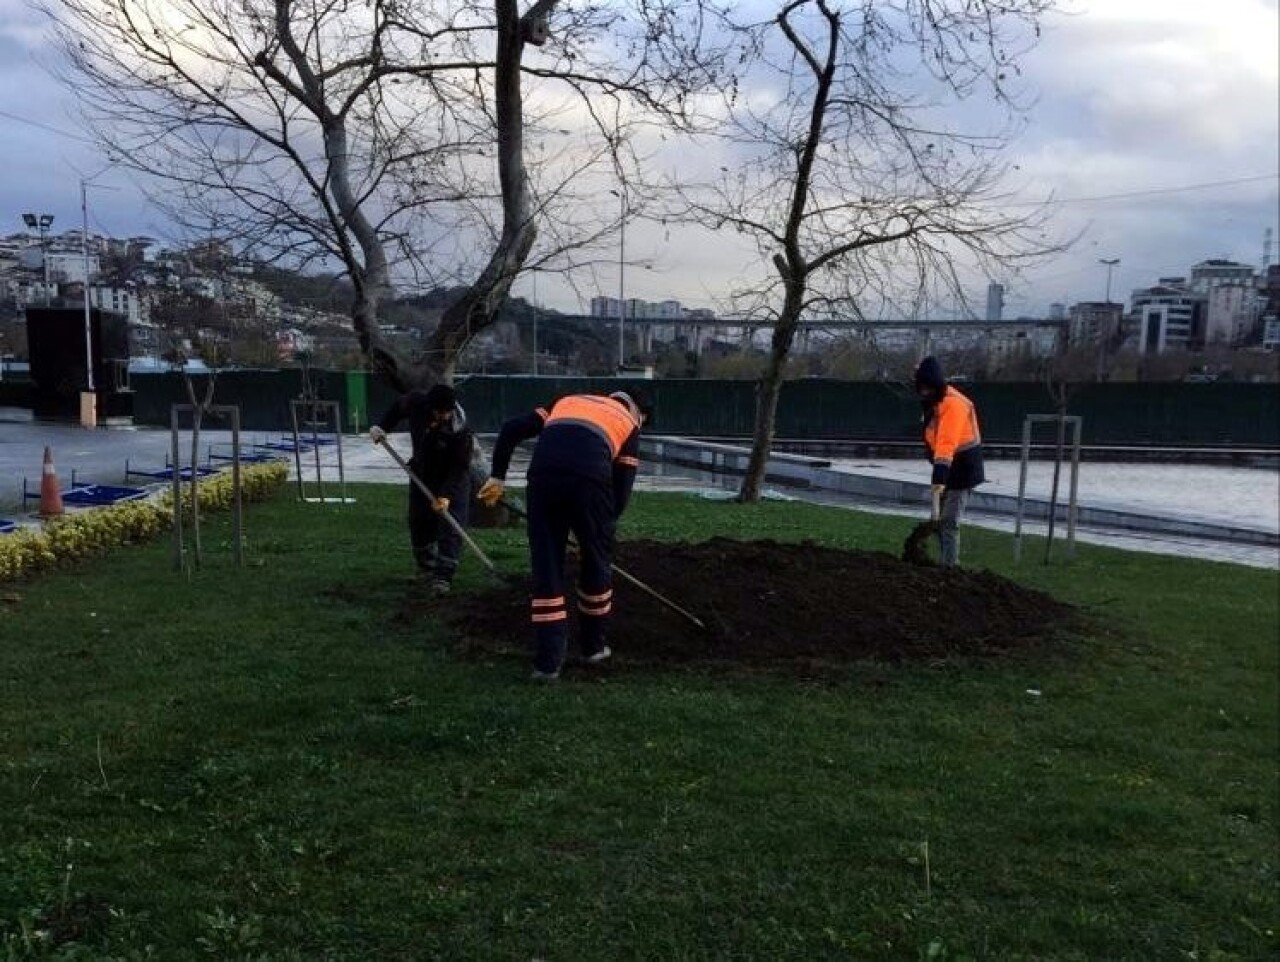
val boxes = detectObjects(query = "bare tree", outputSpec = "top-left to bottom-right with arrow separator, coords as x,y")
45,0 -> 723,389
666,0 -> 1060,501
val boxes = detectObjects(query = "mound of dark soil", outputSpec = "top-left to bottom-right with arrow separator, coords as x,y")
431,538 -> 1076,672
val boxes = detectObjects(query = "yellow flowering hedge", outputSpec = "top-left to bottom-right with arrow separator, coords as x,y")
0,461 -> 289,583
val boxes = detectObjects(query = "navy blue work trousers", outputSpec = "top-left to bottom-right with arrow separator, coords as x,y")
525,470 -> 615,673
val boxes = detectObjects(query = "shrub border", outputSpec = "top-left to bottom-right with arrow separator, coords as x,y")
0,462 -> 289,582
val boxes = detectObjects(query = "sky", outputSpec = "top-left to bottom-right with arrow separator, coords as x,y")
1,0 -> 1276,320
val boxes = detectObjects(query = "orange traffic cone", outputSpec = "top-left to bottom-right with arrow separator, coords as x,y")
39,446 -> 64,518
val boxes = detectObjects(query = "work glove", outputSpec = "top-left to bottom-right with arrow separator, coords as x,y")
369,425 -> 386,444
477,477 -> 505,508
433,496 -> 450,514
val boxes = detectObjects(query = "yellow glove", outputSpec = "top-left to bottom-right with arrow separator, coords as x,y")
477,477 -> 505,508
433,496 -> 450,514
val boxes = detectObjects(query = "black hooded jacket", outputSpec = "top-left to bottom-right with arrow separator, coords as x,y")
376,389 -> 474,492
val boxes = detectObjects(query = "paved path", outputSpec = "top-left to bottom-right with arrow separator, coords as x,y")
2,421 -> 1275,569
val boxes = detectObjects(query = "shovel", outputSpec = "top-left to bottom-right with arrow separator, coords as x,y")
901,487 -> 942,567
501,499 -> 708,631
377,438 -> 500,577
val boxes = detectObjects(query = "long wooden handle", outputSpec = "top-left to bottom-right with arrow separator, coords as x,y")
379,439 -> 497,574
608,562 -> 708,631
502,499 -> 707,631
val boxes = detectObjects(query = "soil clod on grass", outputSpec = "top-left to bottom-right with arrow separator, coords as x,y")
901,519 -> 941,566
429,538 -> 1076,673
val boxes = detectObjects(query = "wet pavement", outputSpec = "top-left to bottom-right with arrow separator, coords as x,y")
831,457 -> 1280,534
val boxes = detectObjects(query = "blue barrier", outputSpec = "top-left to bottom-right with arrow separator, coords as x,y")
125,459 -> 220,482
207,442 -> 285,464
0,519 -> 15,534
62,485 -> 148,506
256,440 -> 314,453
22,480 -> 147,507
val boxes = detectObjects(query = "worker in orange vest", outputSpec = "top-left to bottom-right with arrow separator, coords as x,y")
478,390 -> 653,680
914,357 -> 985,566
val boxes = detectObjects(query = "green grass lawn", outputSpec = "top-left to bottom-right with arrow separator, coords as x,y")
1,487 -> 1276,960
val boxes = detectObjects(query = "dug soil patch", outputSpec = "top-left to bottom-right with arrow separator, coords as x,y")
436,538 -> 1077,672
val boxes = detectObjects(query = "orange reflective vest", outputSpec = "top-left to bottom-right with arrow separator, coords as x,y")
541,394 -> 640,460
923,386 -> 984,488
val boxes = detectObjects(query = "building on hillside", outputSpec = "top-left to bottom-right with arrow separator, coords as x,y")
89,285 -> 150,325
276,327 -> 315,359
590,295 -> 623,319
1131,282 -> 1203,354
590,295 -> 720,354
8,279 -> 59,308
45,250 -> 101,286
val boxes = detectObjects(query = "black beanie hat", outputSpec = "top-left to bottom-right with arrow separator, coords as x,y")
423,383 -> 457,412
913,356 -> 946,393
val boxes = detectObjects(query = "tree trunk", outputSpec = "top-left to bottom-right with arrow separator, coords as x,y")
739,284 -> 803,503
424,0 -> 539,378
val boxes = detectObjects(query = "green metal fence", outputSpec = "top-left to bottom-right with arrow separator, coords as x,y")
128,372 -> 1280,447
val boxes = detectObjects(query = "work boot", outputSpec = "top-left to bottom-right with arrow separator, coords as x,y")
584,646 -> 612,665
530,668 -> 560,682
430,580 -> 451,596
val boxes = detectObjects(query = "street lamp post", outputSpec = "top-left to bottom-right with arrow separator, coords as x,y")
610,187 -> 626,371
1099,257 -> 1120,304
1097,257 -> 1121,383
22,212 -> 55,306
81,181 -> 96,393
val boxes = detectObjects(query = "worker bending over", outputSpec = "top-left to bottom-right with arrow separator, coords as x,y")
370,383 -> 475,594
478,390 -> 653,679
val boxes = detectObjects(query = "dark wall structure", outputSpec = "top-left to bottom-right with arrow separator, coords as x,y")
128,372 -> 1279,448
25,307 -> 131,420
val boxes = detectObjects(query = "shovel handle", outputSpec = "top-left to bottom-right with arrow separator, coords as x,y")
931,487 -> 942,522
379,439 -> 498,574
501,499 -> 707,631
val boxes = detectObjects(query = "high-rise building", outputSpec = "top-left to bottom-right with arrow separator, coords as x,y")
985,282 -> 1004,322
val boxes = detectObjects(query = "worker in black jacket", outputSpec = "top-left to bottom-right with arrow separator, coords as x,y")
370,383 -> 475,594
478,390 -> 653,679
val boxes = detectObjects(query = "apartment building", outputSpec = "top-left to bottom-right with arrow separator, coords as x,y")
1131,282 -> 1202,354
1067,301 -> 1124,347
1203,283 -> 1257,346
88,285 -> 150,325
